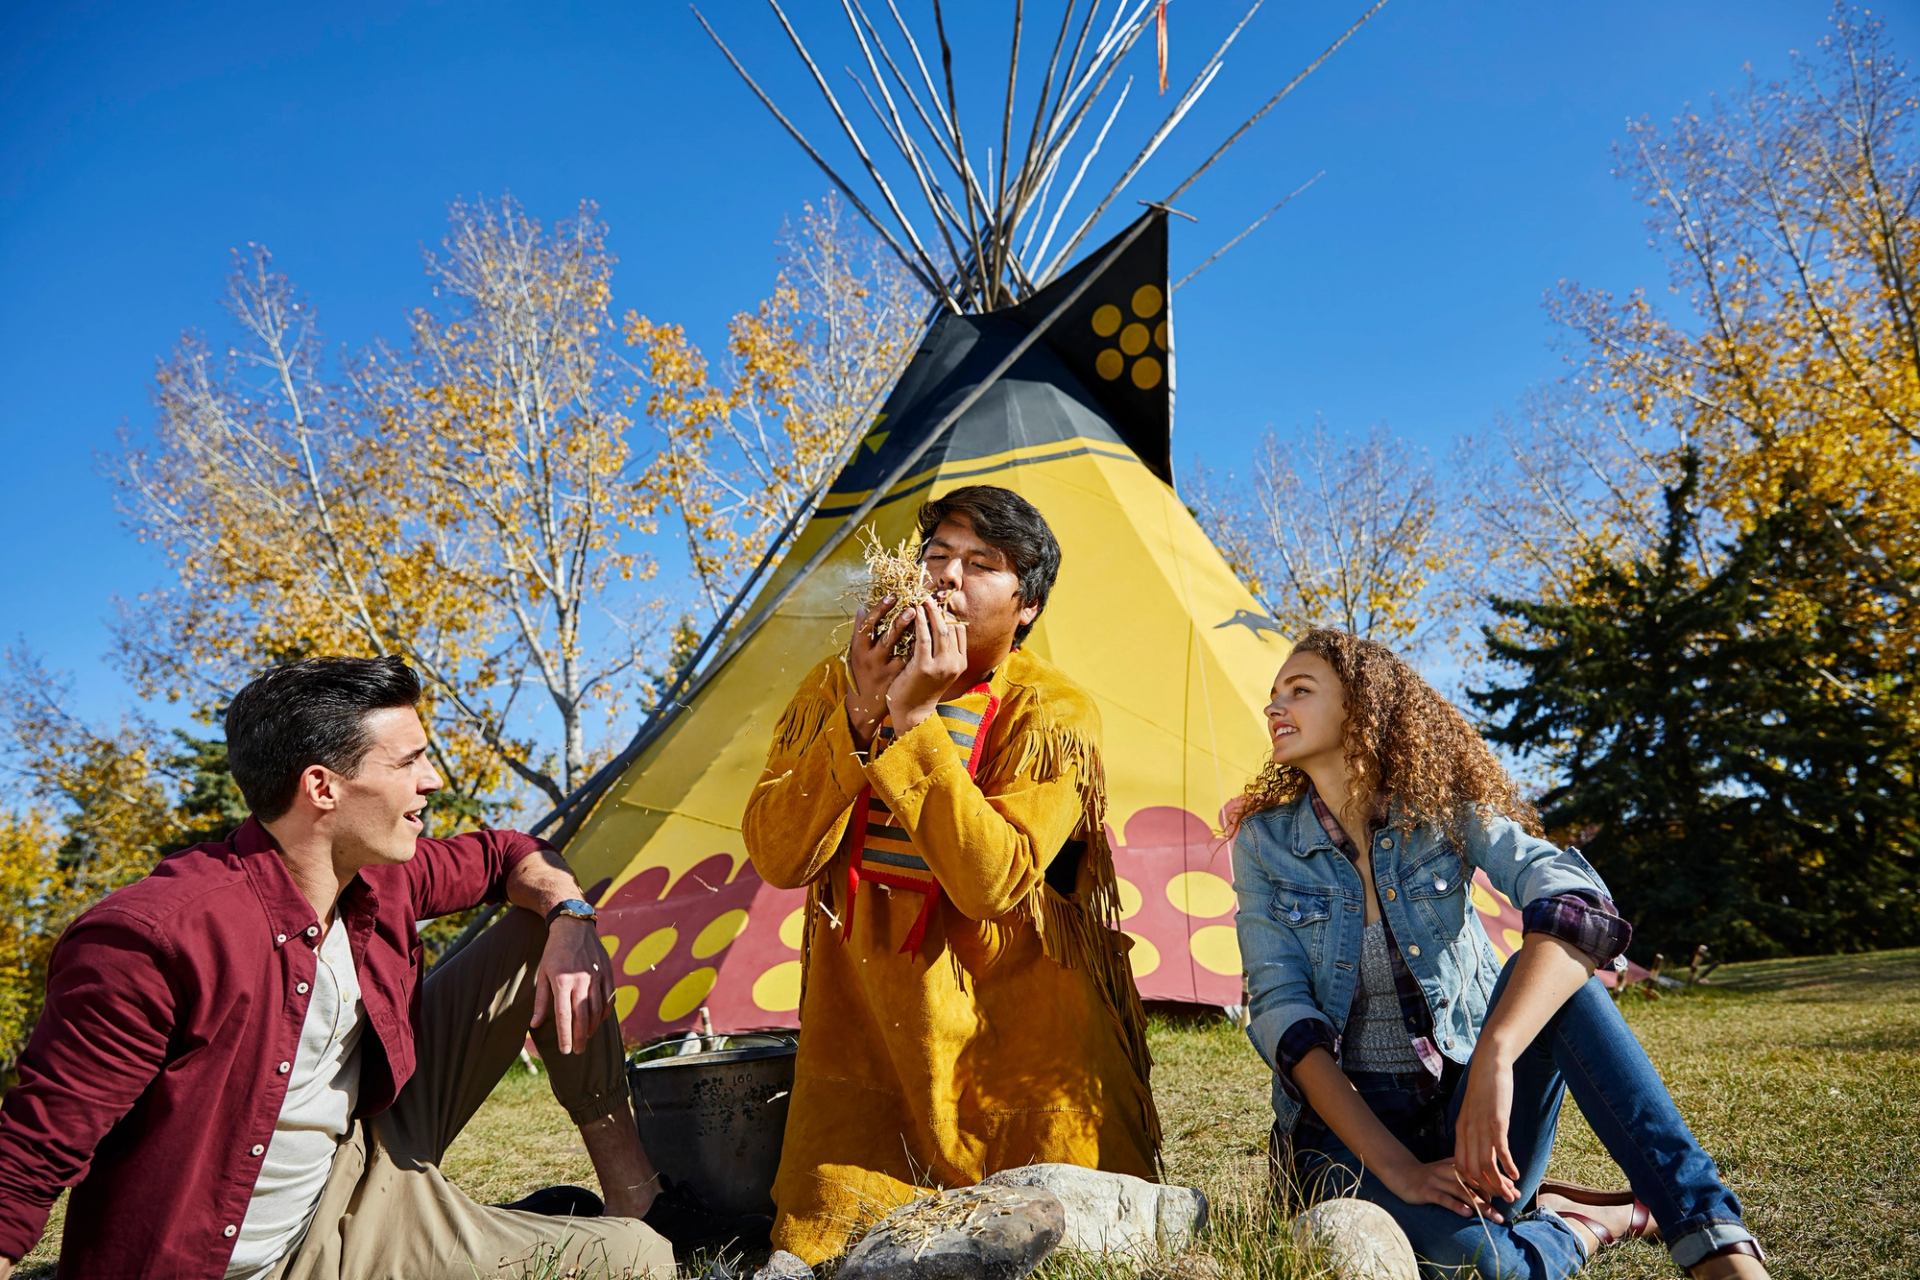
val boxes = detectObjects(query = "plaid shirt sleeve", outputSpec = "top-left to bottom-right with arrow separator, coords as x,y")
1521,891 -> 1633,968
1273,1016 -> 1340,1101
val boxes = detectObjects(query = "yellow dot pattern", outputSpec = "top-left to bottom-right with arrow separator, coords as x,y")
613,985 -> 640,1023
691,909 -> 750,959
1115,877 -> 1143,920
1190,925 -> 1242,976
778,906 -> 808,950
753,960 -> 803,1013
659,967 -> 719,1022
1126,932 -> 1161,979
1166,870 -> 1236,918
623,927 -> 676,976
1090,282 -> 1170,388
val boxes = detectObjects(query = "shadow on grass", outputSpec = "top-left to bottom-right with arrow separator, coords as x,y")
1704,947 -> 1920,1001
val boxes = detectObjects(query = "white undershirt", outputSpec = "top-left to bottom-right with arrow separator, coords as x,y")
226,918 -> 365,1279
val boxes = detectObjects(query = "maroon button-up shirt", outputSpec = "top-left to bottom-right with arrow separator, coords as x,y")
0,817 -> 545,1278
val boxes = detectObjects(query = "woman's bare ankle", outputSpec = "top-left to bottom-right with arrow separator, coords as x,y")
1537,1193 -> 1631,1250
1688,1250 -> 1769,1279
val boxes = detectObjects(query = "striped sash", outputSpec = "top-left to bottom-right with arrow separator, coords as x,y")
844,683 -> 1000,953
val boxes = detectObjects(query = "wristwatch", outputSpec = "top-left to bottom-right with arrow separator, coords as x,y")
544,898 -> 599,927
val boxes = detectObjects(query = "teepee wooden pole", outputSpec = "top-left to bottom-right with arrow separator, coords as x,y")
990,0 -> 1025,297
692,5 -> 955,308
1173,170 -> 1321,291
845,0 -> 973,216
1043,0 -> 1261,278
844,69 -> 970,283
1161,0 -> 1388,205
874,1 -> 1000,257
1029,76 -> 1132,271
929,0 -> 995,304
763,0 -> 958,309
839,2 -> 971,279
1031,0 -> 1103,172
1034,0 -> 1151,171
1019,1 -> 1157,279
1006,0 -> 1077,249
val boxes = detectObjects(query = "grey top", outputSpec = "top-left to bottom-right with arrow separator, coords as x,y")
1343,921 -> 1426,1074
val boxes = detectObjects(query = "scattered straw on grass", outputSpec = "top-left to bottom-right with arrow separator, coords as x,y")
867,1185 -> 1037,1262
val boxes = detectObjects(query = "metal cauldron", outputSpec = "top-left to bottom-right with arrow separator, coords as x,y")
627,1030 -> 797,1248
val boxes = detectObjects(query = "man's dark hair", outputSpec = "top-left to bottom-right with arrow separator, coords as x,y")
917,484 -> 1062,644
224,656 -> 424,821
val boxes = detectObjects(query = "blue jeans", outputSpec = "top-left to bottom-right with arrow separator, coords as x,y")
1289,961 -> 1757,1278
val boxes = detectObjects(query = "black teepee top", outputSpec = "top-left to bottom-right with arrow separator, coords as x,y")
825,211 -> 1173,517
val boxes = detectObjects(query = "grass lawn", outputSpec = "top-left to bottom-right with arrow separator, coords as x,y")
16,947 -> 1917,1278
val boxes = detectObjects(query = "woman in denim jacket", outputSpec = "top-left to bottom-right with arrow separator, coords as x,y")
1232,629 -> 1767,1279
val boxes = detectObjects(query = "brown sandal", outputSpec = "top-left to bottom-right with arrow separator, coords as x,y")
1557,1199 -> 1656,1252
1537,1177 -> 1641,1206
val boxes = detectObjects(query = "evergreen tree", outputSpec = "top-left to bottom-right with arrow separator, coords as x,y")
1475,456 -> 1920,959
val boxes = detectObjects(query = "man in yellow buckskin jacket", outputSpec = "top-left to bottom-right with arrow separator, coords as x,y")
742,484 -> 1160,1263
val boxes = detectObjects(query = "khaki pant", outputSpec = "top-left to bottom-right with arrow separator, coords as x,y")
272,909 -> 676,1279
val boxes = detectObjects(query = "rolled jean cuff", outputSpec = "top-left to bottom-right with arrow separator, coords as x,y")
1669,1218 -> 1758,1269
1532,1207 -> 1594,1262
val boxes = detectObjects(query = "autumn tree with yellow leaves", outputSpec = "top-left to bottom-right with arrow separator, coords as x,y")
0,193 -> 920,1059
1189,421 -> 1479,656
1488,5 -> 1920,668
0,651 -> 201,1068
111,194 -> 919,814
117,200 -> 657,809
1477,4 -> 1920,956
624,196 -> 922,621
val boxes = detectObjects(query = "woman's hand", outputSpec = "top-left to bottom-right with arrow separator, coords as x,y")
1383,1154 -> 1506,1222
1455,1053 -> 1522,1205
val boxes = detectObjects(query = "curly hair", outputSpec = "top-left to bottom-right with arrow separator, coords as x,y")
1233,628 -> 1540,843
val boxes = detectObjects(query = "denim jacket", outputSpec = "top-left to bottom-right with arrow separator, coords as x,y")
1231,795 -> 1619,1138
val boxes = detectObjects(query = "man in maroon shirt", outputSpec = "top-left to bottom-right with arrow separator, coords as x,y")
0,656 -> 674,1278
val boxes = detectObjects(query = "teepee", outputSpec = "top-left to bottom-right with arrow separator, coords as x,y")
505,0 -> 1549,1046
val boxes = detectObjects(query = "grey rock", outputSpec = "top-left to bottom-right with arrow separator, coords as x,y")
836,1184 -> 1065,1280
1291,1198 -> 1418,1280
979,1163 -> 1208,1256
749,1250 -> 813,1280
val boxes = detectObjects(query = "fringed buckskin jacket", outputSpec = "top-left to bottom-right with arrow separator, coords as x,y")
741,648 -> 1161,1264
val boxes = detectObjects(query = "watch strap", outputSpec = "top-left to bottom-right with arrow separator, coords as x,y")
544,898 -> 598,926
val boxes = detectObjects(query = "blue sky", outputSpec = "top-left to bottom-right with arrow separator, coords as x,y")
4,1 -> 1915,733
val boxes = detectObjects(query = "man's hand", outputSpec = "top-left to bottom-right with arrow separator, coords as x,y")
2,1254 -> 14,1279
846,596 -> 910,749
886,601 -> 968,734
529,917 -> 611,1055
1454,1052 -> 1521,1205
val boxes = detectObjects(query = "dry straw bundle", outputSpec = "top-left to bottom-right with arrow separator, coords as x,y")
858,525 -> 953,658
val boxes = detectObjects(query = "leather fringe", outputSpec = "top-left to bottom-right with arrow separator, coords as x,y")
1015,727 -> 1165,1168
770,687 -> 837,758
